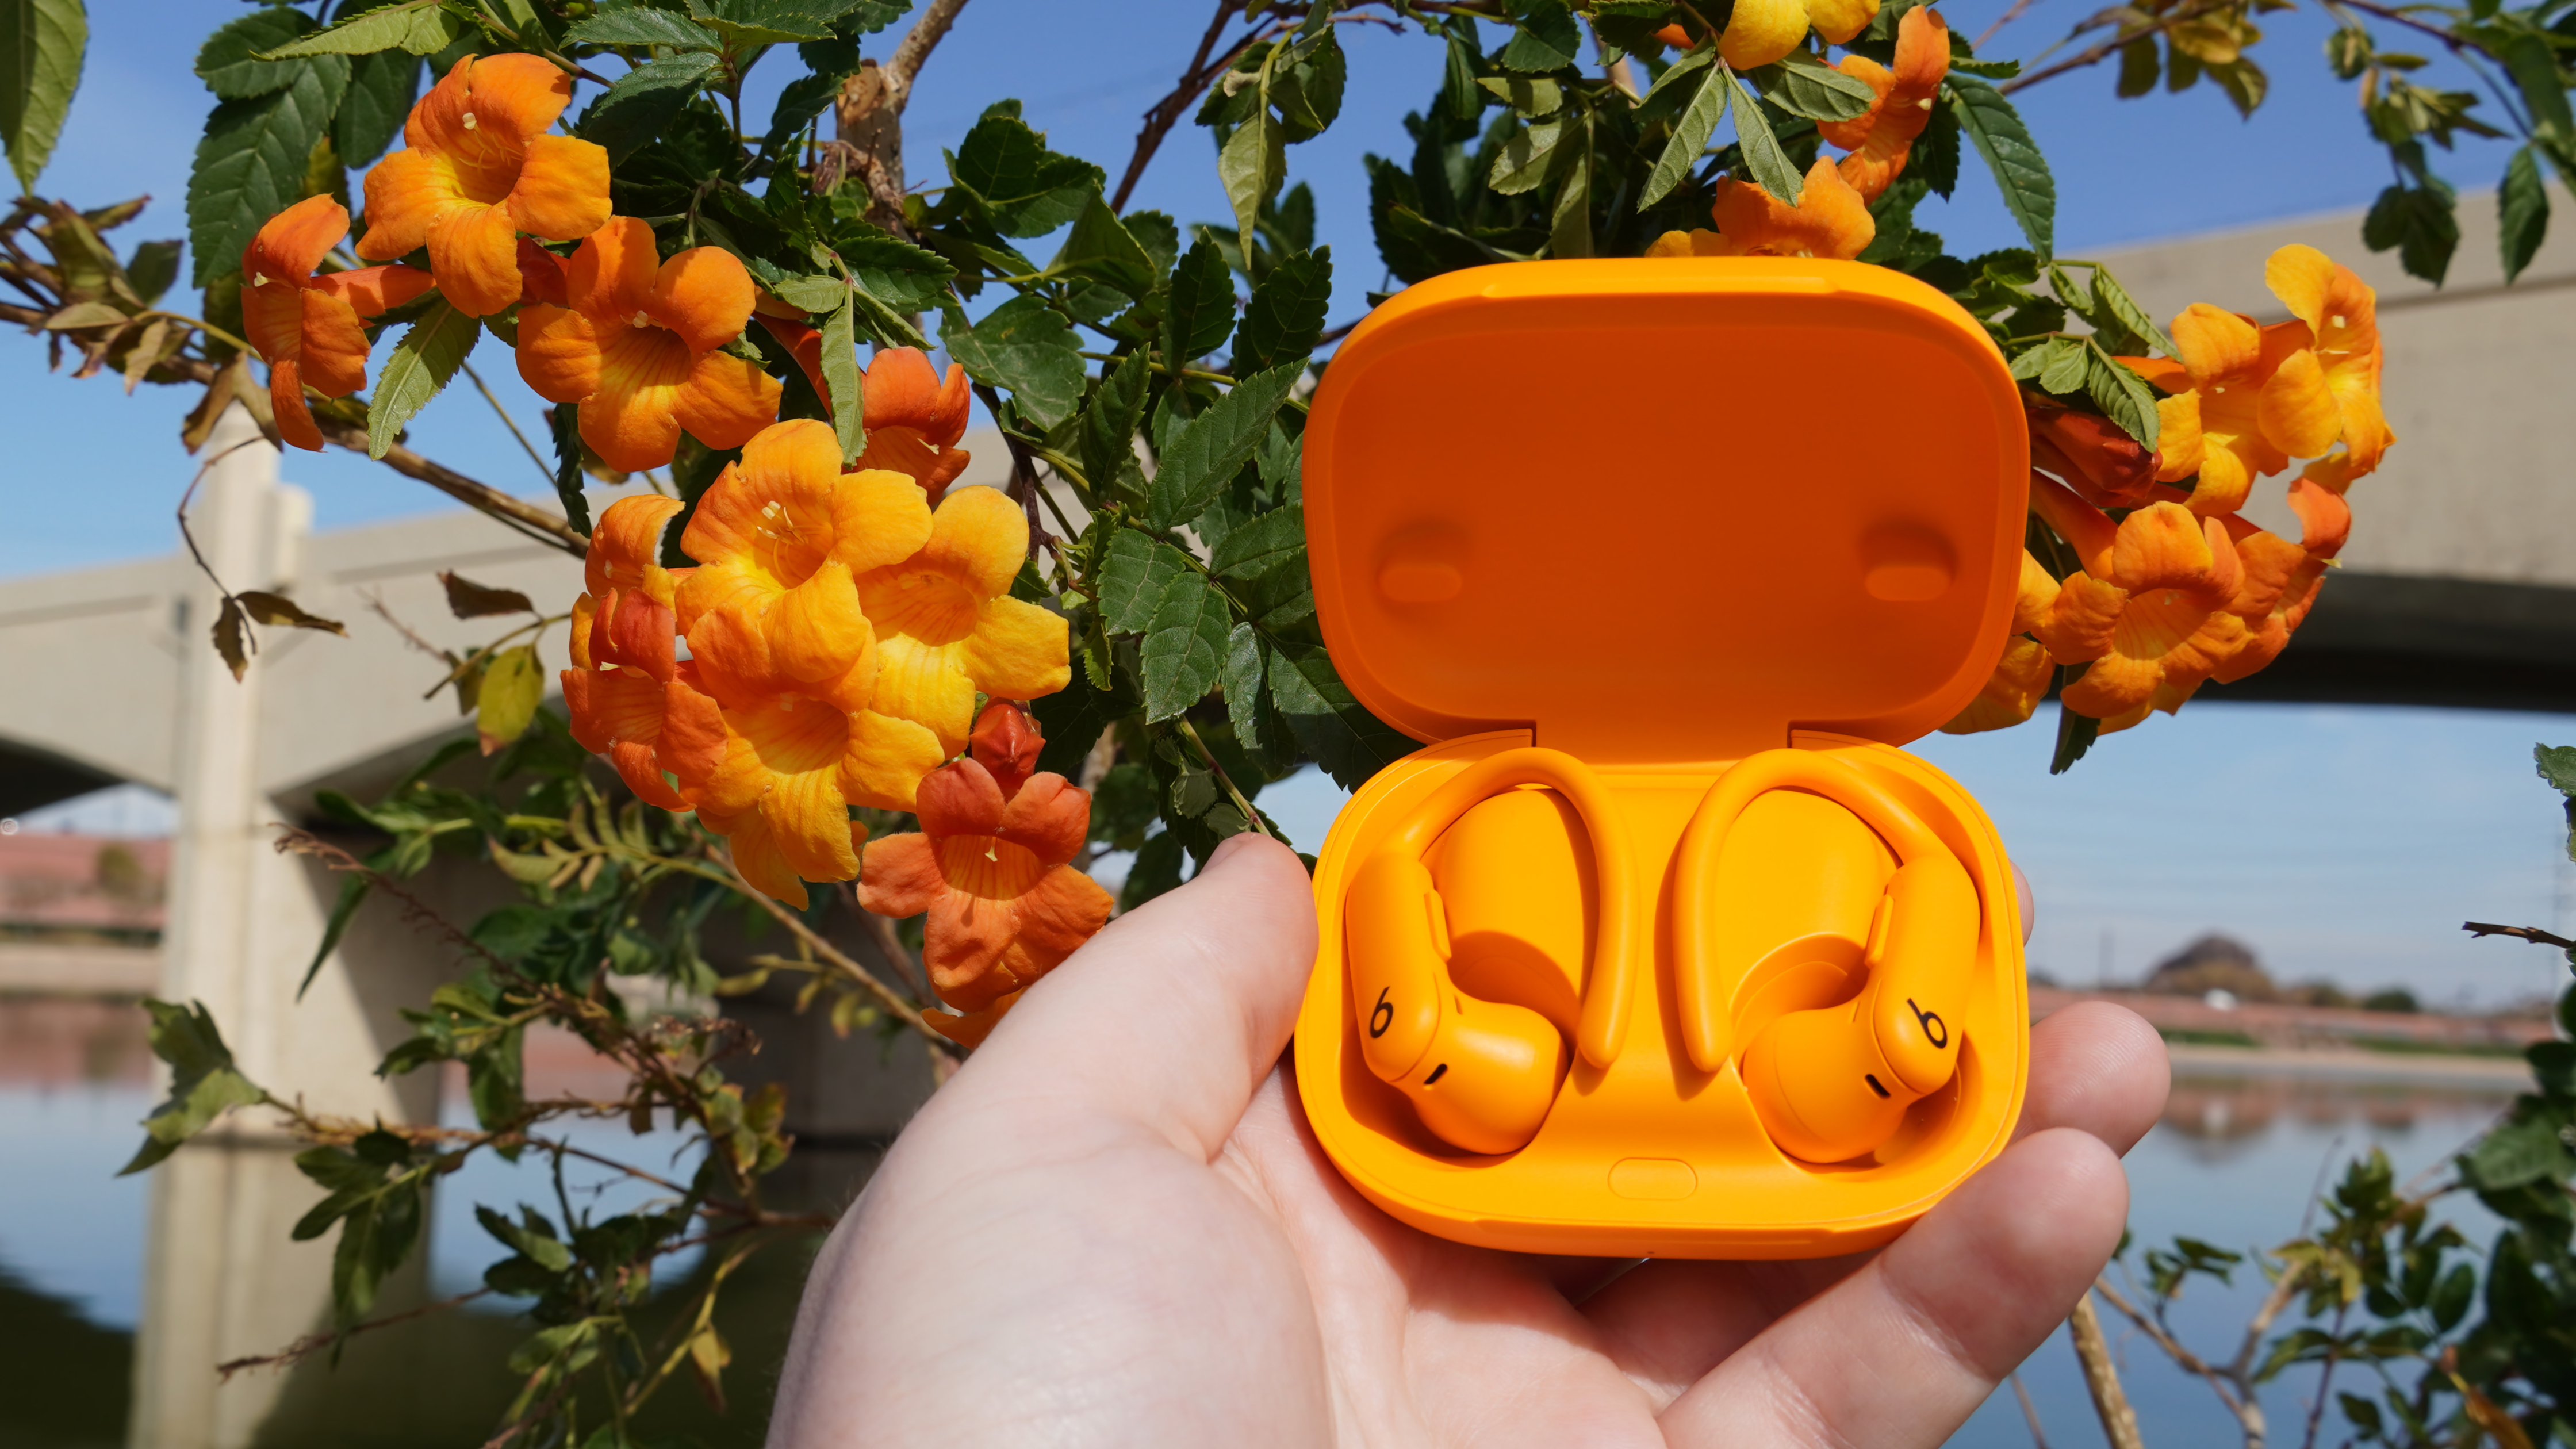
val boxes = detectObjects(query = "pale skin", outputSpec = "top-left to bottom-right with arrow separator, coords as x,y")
770,834 -> 2172,1447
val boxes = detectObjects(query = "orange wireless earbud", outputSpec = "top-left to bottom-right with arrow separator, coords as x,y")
1346,747 -> 1636,1156
1674,750 -> 1981,1163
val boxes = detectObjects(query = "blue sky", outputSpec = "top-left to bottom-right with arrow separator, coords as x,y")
2,0 -> 2562,1005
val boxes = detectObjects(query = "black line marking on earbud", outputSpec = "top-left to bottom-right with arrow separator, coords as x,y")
1865,1074 -> 1891,1099
1424,1063 -> 1449,1086
1907,998 -> 1949,1049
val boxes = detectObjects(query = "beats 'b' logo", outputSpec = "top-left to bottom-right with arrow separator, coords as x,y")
1370,987 -> 1394,1039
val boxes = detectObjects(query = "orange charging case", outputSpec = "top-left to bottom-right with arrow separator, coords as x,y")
1291,258 -> 2032,1259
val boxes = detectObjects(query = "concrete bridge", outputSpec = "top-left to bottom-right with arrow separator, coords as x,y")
0,191 -> 2569,1448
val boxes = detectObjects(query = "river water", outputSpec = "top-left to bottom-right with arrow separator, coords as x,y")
0,998 -> 2525,1449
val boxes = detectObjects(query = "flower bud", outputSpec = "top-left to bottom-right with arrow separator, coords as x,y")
2027,395 -> 2161,509
968,700 -> 1044,800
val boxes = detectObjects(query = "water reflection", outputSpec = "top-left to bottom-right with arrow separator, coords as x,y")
0,992 -> 2536,1449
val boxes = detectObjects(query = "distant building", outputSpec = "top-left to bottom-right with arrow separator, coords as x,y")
2144,934 -> 2279,1002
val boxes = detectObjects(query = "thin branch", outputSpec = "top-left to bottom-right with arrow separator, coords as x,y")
707,846 -> 948,1050
2069,1291 -> 2147,1449
2010,1370 -> 2053,1448
1976,0 -> 2048,50
1112,2 -> 1264,213
884,0 -> 972,110
1176,715 -> 1274,839
461,359 -> 554,486
217,1287 -> 497,1378
2463,920 -> 2576,949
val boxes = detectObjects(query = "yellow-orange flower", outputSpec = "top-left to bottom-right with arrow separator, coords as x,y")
241,195 -> 434,452
1818,5 -> 1949,202
356,54 -> 610,317
2026,392 -> 2162,509
856,485 -> 1071,756
1646,159 -> 1875,260
516,217 -> 781,472
854,347 -> 975,501
2264,243 -> 2393,475
858,753 -> 1111,1048
562,494 -> 724,808
1717,0 -> 1880,68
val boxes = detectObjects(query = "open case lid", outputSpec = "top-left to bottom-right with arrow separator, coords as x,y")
1302,259 -> 2030,765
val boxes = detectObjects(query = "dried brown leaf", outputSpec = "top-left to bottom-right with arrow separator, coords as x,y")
438,570 -> 534,619
236,590 -> 347,635
211,596 -> 250,681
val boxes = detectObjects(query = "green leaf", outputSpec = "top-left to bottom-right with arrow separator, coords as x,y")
2363,177 -> 2457,285
1639,60 -> 1727,212
1049,191 -> 1156,298
125,237 -> 180,306
2083,342 -> 2160,451
953,109 -> 1105,238
2500,32 -> 2576,188
2116,34 -> 2159,97
1722,64 -> 1801,205
119,999 -> 266,1175
1163,235 -> 1237,367
762,65 -> 850,160
1209,504 -> 1304,581
1489,117 -> 1570,196
2533,742 -> 2576,796
581,51 -> 722,167
198,8 -> 323,101
187,62 -> 345,286
566,9 -> 723,48
258,0 -> 460,59
335,48 -> 421,167
1098,528 -> 1194,635
1478,75 -> 1563,114
1634,44 -> 1713,126
1146,362 -> 1303,530
819,288 -> 863,463
0,0 -> 82,191
1233,246 -> 1331,375
1750,52 -> 1879,122
2462,1106 -> 2576,1189
1265,641 -> 1415,791
476,645 -> 542,753
297,871 -> 372,999
1078,349 -> 1151,501
2083,263 -> 2177,357
1218,106 -> 1285,269
2049,680 -> 2099,773
1500,0 -> 1582,72
941,294 -> 1083,428
1223,623 -> 1274,756
1550,114 -> 1593,259
2037,338 -> 2088,394
547,400 -> 591,535
2501,145 -> 2550,285
2009,335 -> 2079,384
829,224 -> 955,310
1141,573 -> 1232,720
1274,27 -> 1346,140
1947,76 -> 2055,260
686,0 -> 850,45
366,300 -> 478,460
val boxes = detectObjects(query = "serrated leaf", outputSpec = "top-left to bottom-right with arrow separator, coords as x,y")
1147,363 -> 1302,530
1478,75 -> 1563,114
125,237 -> 180,306
941,293 -> 1083,428
187,62 -> 345,287
1499,0 -> 1582,71
687,0 -> 850,45
2535,742 -> 2576,796
819,288 -> 862,462
1078,349 -> 1151,498
197,8 -> 323,101
1049,191 -> 1156,298
258,0 -> 459,59
953,109 -> 1105,238
1488,117 -> 1569,195
1947,76 -> 2054,260
828,225 -> 956,310
566,9 -> 722,48
581,51 -> 721,167
1722,64 -> 1801,205
1141,573 -> 1230,720
2501,145 -> 2550,285
1550,116 -> 1593,258
367,300 -> 478,459
1635,43 -> 1714,126
1097,528 -> 1194,635
1750,52 -> 1879,122
1209,504 -> 1304,581
119,999 -> 266,1175
2036,338 -> 2087,393
2084,341 -> 2159,451
1217,108 -> 1285,268
477,644 -> 542,754
2084,263 -> 2177,356
335,48 -> 420,167
547,401 -> 591,534
1222,622 -> 1271,754
0,0 -> 83,191
1163,236 -> 1236,367
2363,178 -> 2458,286
1264,641 -> 1414,791
1233,246 -> 1331,375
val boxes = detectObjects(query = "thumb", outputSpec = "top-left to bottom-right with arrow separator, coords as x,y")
948,831 -> 1318,1159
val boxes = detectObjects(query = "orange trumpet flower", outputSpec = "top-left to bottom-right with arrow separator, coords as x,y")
858,706 -> 1112,1049
516,217 -> 782,473
856,484 -> 1073,756
1818,5 -> 1950,202
562,495 -> 724,809
240,195 -> 434,452
1645,159 -> 1875,260
356,54 -> 611,317
2263,243 -> 2393,475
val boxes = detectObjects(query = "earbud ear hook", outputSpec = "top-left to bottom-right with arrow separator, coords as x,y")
1346,747 -> 1637,1156
1382,747 -> 1639,1069
1673,749 -> 1983,1163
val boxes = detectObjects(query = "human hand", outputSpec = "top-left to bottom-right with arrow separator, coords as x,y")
769,834 -> 2169,1447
